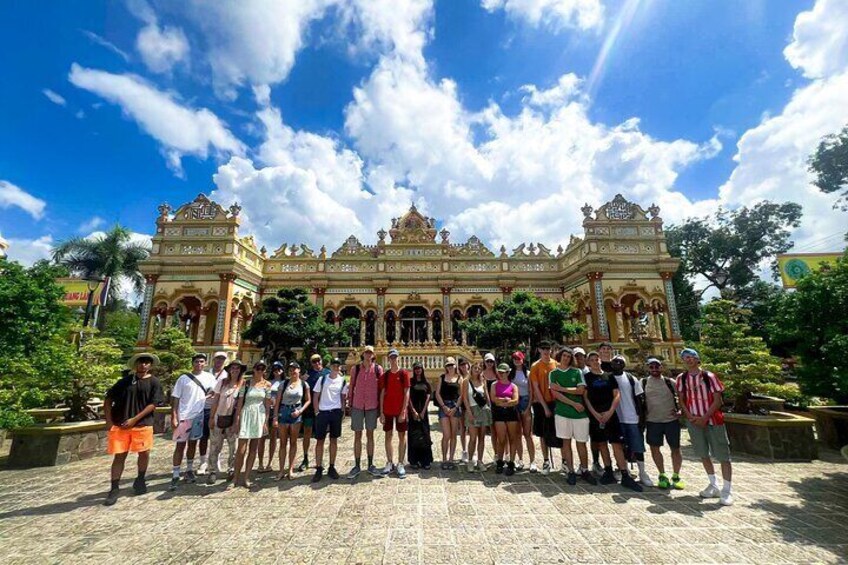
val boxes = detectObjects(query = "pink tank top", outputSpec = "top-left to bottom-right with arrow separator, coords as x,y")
495,381 -> 514,400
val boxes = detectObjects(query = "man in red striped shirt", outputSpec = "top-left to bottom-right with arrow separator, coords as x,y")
676,348 -> 734,506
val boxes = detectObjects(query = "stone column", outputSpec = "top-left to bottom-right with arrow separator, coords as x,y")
229,310 -> 242,344
137,274 -> 158,345
314,287 -> 326,310
375,288 -> 386,344
426,315 -> 433,343
195,306 -> 210,345
584,308 -> 595,340
660,272 -> 682,339
647,309 -> 659,339
500,286 -> 513,298
441,287 -> 451,344
613,303 -> 625,341
214,274 -> 237,345
167,307 -> 180,328
395,318 -> 401,344
359,317 -> 366,346
147,308 -> 161,342
587,272 -> 608,339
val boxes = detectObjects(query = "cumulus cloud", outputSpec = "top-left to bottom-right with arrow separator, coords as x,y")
4,235 -> 53,266
78,216 -> 105,232
129,0 -> 189,74
42,89 -> 66,106
481,0 -> 604,31
0,180 -> 46,219
784,0 -> 848,79
68,63 -> 244,175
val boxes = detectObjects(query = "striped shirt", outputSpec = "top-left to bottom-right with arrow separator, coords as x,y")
350,363 -> 381,411
676,370 -> 725,426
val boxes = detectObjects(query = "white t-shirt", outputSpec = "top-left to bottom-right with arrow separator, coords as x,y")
614,372 -> 643,425
172,371 -> 216,420
312,374 -> 349,411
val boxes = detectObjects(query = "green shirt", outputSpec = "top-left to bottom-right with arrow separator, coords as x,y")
550,368 -> 587,419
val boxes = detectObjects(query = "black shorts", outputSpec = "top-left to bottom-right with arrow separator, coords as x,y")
314,409 -> 343,440
646,420 -> 681,449
201,408 -> 211,440
532,402 -> 562,448
589,414 -> 623,444
492,405 -> 519,422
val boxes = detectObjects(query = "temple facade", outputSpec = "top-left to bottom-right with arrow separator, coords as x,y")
136,193 -> 683,371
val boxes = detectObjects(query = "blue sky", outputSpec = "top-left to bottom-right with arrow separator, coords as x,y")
1,0 -> 847,266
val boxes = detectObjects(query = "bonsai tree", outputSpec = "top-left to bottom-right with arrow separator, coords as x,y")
459,291 -> 583,359
770,252 -> 848,404
102,309 -> 142,359
62,330 -> 124,421
697,299 -> 783,413
242,288 -> 353,362
151,327 -> 196,393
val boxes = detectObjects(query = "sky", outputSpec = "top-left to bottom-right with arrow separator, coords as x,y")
2,0 -> 847,269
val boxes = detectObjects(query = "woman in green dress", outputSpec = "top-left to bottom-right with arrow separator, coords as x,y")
232,361 -> 272,488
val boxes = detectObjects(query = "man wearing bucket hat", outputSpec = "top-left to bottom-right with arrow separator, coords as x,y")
676,348 -> 734,505
169,353 -> 216,490
103,353 -> 163,506
347,345 -> 384,478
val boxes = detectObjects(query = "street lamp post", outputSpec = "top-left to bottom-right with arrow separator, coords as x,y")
81,277 -> 104,328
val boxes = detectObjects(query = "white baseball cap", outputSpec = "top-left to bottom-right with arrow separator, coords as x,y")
484,352 -> 496,362
572,347 -> 586,356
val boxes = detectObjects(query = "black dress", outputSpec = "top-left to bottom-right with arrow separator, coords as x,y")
407,378 -> 434,466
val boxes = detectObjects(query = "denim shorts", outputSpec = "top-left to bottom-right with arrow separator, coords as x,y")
438,400 -> 460,419
278,404 -> 302,425
619,422 -> 645,453
517,395 -> 530,413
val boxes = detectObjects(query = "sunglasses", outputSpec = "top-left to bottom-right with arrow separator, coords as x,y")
311,360 -> 321,364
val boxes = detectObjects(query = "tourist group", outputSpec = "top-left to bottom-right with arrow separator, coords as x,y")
101,342 -> 733,507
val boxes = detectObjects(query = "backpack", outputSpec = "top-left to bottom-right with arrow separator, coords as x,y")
280,378 -> 310,407
676,370 -> 714,397
641,376 -> 680,413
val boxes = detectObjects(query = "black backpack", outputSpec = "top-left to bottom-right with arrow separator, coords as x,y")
641,376 -> 680,413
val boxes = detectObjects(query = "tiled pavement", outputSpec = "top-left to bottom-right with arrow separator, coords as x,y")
1,418 -> 847,565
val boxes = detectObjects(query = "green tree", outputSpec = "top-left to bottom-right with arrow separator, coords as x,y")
52,225 -> 150,307
63,330 -> 124,421
0,260 -> 69,358
459,291 -> 583,358
671,267 -> 701,343
151,327 -> 196,392
770,252 -> 848,403
102,309 -> 141,358
697,300 -> 783,413
242,288 -> 353,362
809,123 -> 848,211
666,201 -> 802,298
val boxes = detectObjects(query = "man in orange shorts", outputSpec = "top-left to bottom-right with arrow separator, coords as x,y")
103,352 -> 164,506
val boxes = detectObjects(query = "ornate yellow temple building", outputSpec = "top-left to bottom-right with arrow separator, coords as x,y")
137,193 -> 683,370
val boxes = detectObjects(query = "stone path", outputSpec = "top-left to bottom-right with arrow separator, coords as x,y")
1,418 -> 847,564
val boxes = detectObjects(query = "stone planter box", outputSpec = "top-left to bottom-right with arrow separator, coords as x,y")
749,395 -> 785,412
153,406 -> 172,435
7,421 -> 108,468
0,429 -> 6,451
808,406 -> 848,450
724,411 -> 817,461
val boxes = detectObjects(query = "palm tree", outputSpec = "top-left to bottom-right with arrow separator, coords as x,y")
52,225 -> 150,307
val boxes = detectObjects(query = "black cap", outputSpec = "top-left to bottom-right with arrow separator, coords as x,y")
412,362 -> 423,370
192,353 -> 207,362
538,340 -> 552,349
253,360 -> 268,370
288,361 -> 301,370
271,361 -> 285,370
330,358 -> 342,366
599,341 -> 613,348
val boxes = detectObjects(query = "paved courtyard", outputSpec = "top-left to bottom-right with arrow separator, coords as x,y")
1,418 -> 847,565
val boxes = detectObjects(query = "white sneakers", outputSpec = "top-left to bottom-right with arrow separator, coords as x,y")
467,460 -> 475,472
638,471 -> 655,487
529,462 -> 538,473
560,461 -> 570,475
460,451 -> 468,464
720,490 -> 734,506
541,461 -> 551,475
197,462 -> 208,476
699,484 -> 721,498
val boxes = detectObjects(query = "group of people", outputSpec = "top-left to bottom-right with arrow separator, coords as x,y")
102,342 -> 734,508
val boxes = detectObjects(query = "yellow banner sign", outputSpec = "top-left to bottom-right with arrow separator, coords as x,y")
56,278 -> 106,307
777,253 -> 843,288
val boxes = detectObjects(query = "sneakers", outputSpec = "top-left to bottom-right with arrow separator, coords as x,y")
169,477 -> 179,491
460,451 -> 468,464
620,472 -> 644,492
206,472 -> 217,486
183,470 -> 196,484
347,465 -> 361,480
700,484 -> 721,499
672,474 -> 685,490
328,466 -> 340,480
639,471 -> 655,488
132,477 -> 148,495
560,461 -> 569,475
529,462 -> 538,473
599,468 -> 616,485
505,461 -> 515,476
312,467 -> 324,483
541,460 -> 551,475
367,464 -> 382,477
197,462 -> 208,475
566,472 -> 577,485
495,460 -> 505,474
381,463 -> 395,476
467,460 -> 475,473
592,461 -> 603,475
296,459 -> 309,472
397,464 -> 407,479
720,490 -> 734,506
475,461 -> 485,472
104,488 -> 119,506
658,473 -> 671,489
515,460 -> 525,471
581,470 -> 598,486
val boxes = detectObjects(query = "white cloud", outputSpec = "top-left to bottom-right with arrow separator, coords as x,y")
42,89 -> 66,106
337,0 -> 433,64
80,30 -> 130,61
481,0 -> 604,31
0,180 -> 46,219
136,23 -> 189,74
784,0 -> 848,79
68,63 -> 245,175
520,73 -> 583,107
78,216 -> 105,232
4,235 -> 53,266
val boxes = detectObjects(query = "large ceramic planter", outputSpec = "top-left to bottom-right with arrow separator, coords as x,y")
808,406 -> 848,450
7,421 -> 108,468
724,411 -> 817,461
